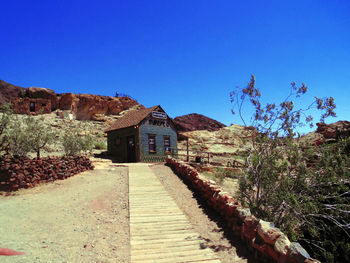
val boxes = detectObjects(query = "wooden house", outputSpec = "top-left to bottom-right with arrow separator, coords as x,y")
105,105 -> 177,162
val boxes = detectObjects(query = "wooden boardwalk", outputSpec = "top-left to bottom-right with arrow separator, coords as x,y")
128,163 -> 222,263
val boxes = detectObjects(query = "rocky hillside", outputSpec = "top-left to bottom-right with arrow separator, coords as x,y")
177,124 -> 254,166
0,80 -> 142,121
0,80 -> 26,104
300,120 -> 350,146
173,113 -> 226,132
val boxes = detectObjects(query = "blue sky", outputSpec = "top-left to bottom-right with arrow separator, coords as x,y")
1,0 -> 349,133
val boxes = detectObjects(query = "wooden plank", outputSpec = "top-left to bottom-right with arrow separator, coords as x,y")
128,164 -> 221,263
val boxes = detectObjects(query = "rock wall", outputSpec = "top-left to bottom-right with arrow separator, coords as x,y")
314,121 -> 350,145
11,97 -> 52,115
0,156 -> 94,191
166,157 -> 320,263
10,87 -> 141,120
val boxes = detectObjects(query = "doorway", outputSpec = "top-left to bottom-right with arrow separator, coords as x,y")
29,102 -> 35,112
126,135 -> 136,162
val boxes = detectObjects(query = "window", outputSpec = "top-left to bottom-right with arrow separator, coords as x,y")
148,134 -> 156,153
164,136 -> 170,153
29,102 -> 35,112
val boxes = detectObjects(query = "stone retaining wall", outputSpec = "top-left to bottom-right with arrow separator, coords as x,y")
0,156 -> 94,191
166,156 -> 320,263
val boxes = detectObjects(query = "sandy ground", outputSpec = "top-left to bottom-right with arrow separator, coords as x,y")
151,163 -> 257,263
1,160 -> 257,263
0,160 -> 130,263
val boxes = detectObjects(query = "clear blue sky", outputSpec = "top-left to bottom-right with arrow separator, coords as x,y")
1,0 -> 349,133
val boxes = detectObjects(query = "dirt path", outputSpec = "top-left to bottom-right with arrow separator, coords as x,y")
0,160 -> 129,263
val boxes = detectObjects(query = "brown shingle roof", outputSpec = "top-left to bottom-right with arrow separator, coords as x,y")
105,106 -> 159,132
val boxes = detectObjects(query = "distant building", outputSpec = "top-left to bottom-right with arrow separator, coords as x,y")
105,105 -> 177,162
11,97 -> 52,115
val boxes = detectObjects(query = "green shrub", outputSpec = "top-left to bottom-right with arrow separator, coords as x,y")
94,141 -> 107,150
202,167 -> 233,184
62,125 -> 94,156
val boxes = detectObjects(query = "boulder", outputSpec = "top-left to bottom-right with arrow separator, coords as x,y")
257,220 -> 283,245
75,94 -> 109,120
64,94 -> 140,120
316,121 -> 350,140
274,234 -> 291,256
287,242 -> 311,263
237,207 -> 251,221
58,93 -> 79,112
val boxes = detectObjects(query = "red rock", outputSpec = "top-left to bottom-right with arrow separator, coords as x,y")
267,244 -> 280,261
244,215 -> 259,228
253,241 -> 267,255
58,93 -> 79,112
257,220 -> 283,245
242,223 -> 257,240
274,234 -> 291,256
311,121 -> 350,145
304,259 -> 321,263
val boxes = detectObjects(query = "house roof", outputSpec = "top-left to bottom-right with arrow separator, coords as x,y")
105,105 -> 159,132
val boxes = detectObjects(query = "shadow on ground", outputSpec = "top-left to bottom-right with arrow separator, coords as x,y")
164,163 -> 259,263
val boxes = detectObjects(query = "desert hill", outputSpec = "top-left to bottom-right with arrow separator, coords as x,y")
173,113 -> 226,132
177,124 -> 254,165
178,120 -> 350,166
0,80 -> 26,104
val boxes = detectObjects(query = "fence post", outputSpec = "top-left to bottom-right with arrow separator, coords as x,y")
207,152 -> 210,164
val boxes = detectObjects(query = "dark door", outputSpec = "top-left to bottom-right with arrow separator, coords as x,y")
126,136 -> 136,162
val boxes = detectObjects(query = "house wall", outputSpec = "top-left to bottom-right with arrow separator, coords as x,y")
139,117 -> 177,162
107,126 -> 139,162
11,98 -> 52,114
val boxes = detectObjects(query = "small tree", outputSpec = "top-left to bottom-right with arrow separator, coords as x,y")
7,115 -> 32,157
24,115 -> 56,159
230,75 -> 347,262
